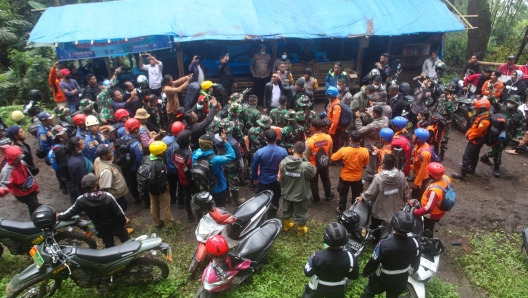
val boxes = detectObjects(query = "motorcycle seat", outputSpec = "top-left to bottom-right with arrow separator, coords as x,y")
232,193 -> 269,224
235,221 -> 279,261
0,219 -> 41,235
76,241 -> 141,263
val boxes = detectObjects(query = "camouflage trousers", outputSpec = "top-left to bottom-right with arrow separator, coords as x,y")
441,123 -> 451,150
485,140 -> 509,166
224,166 -> 242,191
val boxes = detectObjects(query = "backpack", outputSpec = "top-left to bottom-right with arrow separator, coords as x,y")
426,114 -> 446,143
333,102 -> 353,127
35,143 -> 47,159
391,135 -> 411,176
192,154 -> 217,191
114,136 -> 139,170
173,151 -> 192,186
479,113 -> 507,146
418,147 -> 440,163
48,144 -> 63,171
431,176 -> 456,211
136,157 -> 156,196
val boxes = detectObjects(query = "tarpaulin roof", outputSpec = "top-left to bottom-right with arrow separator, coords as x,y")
29,0 -> 465,43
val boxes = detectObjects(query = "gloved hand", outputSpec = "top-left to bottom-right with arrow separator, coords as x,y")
0,188 -> 9,197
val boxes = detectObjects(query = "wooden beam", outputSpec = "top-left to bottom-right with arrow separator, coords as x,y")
30,8 -> 47,12
177,51 -> 184,79
462,15 -> 479,17
443,0 -> 474,29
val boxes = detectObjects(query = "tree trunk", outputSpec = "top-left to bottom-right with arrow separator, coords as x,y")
466,0 -> 492,61
54,0 -> 60,6
515,25 -> 528,62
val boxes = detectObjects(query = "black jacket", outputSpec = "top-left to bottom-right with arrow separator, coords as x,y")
13,142 -> 39,176
185,105 -> 218,151
363,233 -> 420,276
219,62 -> 234,88
501,78 -> 527,103
288,87 -> 313,109
82,84 -> 100,102
145,157 -> 168,196
58,190 -> 126,233
52,139 -> 69,178
188,63 -> 207,83
263,81 -> 288,109
462,62 -> 483,76
388,94 -> 405,118
304,248 -> 359,283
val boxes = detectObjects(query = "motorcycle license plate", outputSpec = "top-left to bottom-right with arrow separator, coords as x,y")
346,239 -> 362,252
29,246 -> 44,268
166,246 -> 173,262
420,257 -> 437,272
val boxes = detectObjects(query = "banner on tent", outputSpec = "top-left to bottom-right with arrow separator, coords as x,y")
56,35 -> 171,60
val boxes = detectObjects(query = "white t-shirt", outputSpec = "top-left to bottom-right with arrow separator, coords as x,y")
271,84 -> 281,107
197,66 -> 205,85
141,62 -> 163,89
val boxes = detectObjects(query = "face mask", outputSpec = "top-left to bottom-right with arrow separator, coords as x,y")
197,103 -> 203,110
77,149 -> 83,154
507,103 -> 516,109
282,55 -> 287,60
260,51 -> 266,55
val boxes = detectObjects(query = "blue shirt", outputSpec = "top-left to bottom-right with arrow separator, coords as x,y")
252,144 -> 287,184
75,127 -> 88,139
161,135 -> 178,175
123,134 -> 143,171
115,122 -> 127,139
37,124 -> 53,154
192,142 -> 235,194
83,132 -> 111,162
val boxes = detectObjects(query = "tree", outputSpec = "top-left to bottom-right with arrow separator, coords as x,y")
0,10 -> 32,69
466,0 -> 492,61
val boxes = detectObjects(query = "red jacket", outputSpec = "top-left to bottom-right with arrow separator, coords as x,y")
463,73 -> 480,87
0,146 -> 40,197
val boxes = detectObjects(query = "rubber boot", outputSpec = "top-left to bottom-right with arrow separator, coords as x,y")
282,218 -> 294,232
298,225 -> 308,236
438,148 -> 445,162
226,189 -> 232,204
126,228 -> 134,235
493,164 -> 500,178
480,154 -> 493,165
231,190 -> 245,206
452,169 -> 467,181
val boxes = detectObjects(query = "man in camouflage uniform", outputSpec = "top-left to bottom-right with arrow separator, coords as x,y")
226,103 -> 246,150
247,115 -> 272,191
216,120 -> 246,206
433,84 -> 456,161
269,95 -> 288,128
223,92 -> 243,114
281,110 -> 306,153
297,95 -> 317,138
481,95 -> 525,178
206,114 -> 223,134
241,95 -> 261,135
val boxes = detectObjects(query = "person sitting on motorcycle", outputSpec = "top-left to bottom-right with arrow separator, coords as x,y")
7,125 -> 39,176
302,222 -> 359,298
360,211 -> 420,298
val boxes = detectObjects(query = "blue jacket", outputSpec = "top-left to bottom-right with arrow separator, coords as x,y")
67,153 -> 87,198
115,122 -> 127,139
252,144 -> 287,185
161,135 -> 179,175
37,124 -> 53,154
325,69 -> 349,88
83,132 -> 111,162
192,142 -> 235,194
123,134 -> 143,171
75,127 -> 88,139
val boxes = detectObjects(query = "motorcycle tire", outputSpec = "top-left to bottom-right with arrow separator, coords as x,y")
452,110 -> 471,132
54,231 -> 97,249
189,256 -> 206,277
194,286 -> 215,298
425,97 -> 437,108
121,256 -> 169,284
6,275 -> 62,298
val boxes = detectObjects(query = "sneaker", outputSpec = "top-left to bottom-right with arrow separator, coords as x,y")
324,192 -> 336,201
310,196 -> 321,205
155,221 -> 165,230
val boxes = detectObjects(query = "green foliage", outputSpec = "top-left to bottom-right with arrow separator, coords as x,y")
454,229 -> 528,298
443,31 -> 468,77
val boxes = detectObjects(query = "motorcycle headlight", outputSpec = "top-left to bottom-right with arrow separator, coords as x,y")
361,228 -> 367,238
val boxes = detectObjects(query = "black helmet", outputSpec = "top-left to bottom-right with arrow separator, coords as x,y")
434,61 -> 446,74
338,210 -> 361,232
399,82 -> 411,95
191,191 -> 214,213
31,205 -> 56,230
323,222 -> 348,247
391,211 -> 414,233
28,90 -> 42,102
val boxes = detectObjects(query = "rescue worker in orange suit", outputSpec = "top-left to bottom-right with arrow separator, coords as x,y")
325,86 -> 342,154
375,128 -> 394,173
410,162 -> 449,237
452,99 -> 491,180
411,128 -> 432,200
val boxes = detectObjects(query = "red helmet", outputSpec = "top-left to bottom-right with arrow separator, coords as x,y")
115,109 -> 129,121
72,114 -> 87,126
124,118 -> 141,132
426,162 -> 445,179
474,99 -> 491,111
171,121 -> 185,136
205,235 -> 229,257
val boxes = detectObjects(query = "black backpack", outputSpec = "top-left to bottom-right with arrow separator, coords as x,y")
136,157 -> 156,196
315,146 -> 330,169
114,136 -> 140,170
192,154 -> 217,191
480,113 -> 507,146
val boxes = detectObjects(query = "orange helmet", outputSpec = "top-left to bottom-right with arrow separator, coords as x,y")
124,118 -> 141,132
171,121 -> 185,136
115,109 -> 129,121
205,235 -> 229,257
426,162 -> 445,179
474,99 -> 490,111
72,114 -> 87,126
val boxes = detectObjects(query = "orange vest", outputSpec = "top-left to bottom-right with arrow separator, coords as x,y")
421,175 -> 450,217
377,144 -> 392,172
306,133 -> 332,166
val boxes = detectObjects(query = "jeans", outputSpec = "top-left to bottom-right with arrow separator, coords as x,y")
68,103 -> 79,114
309,167 -> 331,201
15,192 -> 41,216
98,228 -> 130,248
337,178 -> 363,211
64,178 -> 80,205
149,190 -> 174,226
255,181 -> 282,208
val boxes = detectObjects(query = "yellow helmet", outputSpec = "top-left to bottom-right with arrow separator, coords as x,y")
10,111 -> 24,123
149,141 -> 167,156
201,80 -> 214,91
85,115 -> 99,127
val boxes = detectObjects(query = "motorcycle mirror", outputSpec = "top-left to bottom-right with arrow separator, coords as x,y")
424,229 -> 433,238
450,242 -> 462,247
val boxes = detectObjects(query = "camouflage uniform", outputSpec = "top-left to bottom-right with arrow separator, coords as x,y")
269,104 -> 288,128
95,77 -> 117,122
297,96 -> 317,138
434,94 -> 455,150
226,103 -> 246,151
485,95 -> 525,165
241,103 -> 261,135
248,115 -> 272,156
223,92 -> 243,114
281,110 -> 306,152
217,120 -> 245,205
206,115 -> 222,134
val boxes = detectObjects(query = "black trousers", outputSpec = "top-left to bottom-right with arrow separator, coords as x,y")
15,192 -> 41,216
302,284 -> 345,298
461,141 -> 484,172
255,181 -> 282,208
221,85 -> 233,106
331,129 -> 344,154
411,178 -> 430,200
98,228 -> 130,248
424,217 -> 439,237
407,110 -> 418,127
361,273 -> 408,298
115,196 -> 128,211
310,167 -> 331,202
253,77 -> 270,104
182,185 -> 195,217
212,190 -> 227,208
337,178 -> 363,211
167,172 -> 184,205
369,216 -> 384,244
149,87 -> 162,97
124,170 -> 148,207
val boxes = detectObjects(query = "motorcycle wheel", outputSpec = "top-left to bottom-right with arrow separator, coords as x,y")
452,110 -> 471,132
397,283 -> 418,298
6,275 -> 62,298
425,97 -> 437,108
189,256 -> 204,277
121,257 -> 169,284
54,231 -> 97,249
194,286 -> 215,298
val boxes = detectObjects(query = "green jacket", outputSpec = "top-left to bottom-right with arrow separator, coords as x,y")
279,156 -> 316,202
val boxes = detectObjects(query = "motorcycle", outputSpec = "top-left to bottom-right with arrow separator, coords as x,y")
386,59 -> 402,88
6,215 -> 172,297
451,95 -> 475,132
194,218 -> 282,298
189,191 -> 272,276
0,215 -> 96,258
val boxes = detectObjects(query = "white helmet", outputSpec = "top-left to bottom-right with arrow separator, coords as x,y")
369,69 -> 381,79
85,115 -> 99,127
137,75 -> 148,88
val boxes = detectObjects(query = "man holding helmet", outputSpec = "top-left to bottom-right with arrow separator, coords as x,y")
360,211 -> 421,298
139,53 -> 163,96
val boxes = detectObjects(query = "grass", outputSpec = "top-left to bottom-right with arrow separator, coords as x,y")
453,228 -> 528,298
0,104 -> 54,132
0,220 -> 459,298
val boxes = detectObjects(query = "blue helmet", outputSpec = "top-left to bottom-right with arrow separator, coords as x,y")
326,86 -> 338,97
392,116 -> 408,129
102,79 -> 111,87
379,128 -> 394,142
414,128 -> 430,143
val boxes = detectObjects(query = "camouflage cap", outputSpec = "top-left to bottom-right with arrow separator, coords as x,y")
297,95 -> 311,107
286,109 -> 297,121
256,115 -> 272,128
79,98 -> 94,110
296,111 -> 306,122
507,95 -> 522,105
229,103 -> 242,114
218,119 -> 234,133
229,92 -> 243,103
51,125 -> 67,138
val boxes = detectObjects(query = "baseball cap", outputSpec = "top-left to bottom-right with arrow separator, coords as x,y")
81,173 -> 97,189
38,111 -> 54,121
96,144 -> 112,157
60,69 -> 70,76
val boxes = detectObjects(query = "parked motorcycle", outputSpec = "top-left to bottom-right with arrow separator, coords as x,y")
386,59 -> 402,88
6,206 -> 172,297
194,218 -> 282,298
451,95 -> 475,132
189,191 -> 272,276
0,215 -> 96,258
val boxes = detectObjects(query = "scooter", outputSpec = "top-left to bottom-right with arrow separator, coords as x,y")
0,215 -> 96,258
189,191 -> 272,276
194,218 -> 282,298
451,95 -> 475,132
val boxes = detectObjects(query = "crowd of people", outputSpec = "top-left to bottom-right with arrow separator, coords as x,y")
0,47 -> 525,298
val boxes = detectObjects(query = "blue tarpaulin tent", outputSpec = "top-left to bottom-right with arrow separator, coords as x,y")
29,0 -> 464,43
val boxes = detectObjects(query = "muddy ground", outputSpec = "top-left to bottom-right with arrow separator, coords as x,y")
1,103 -> 526,297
